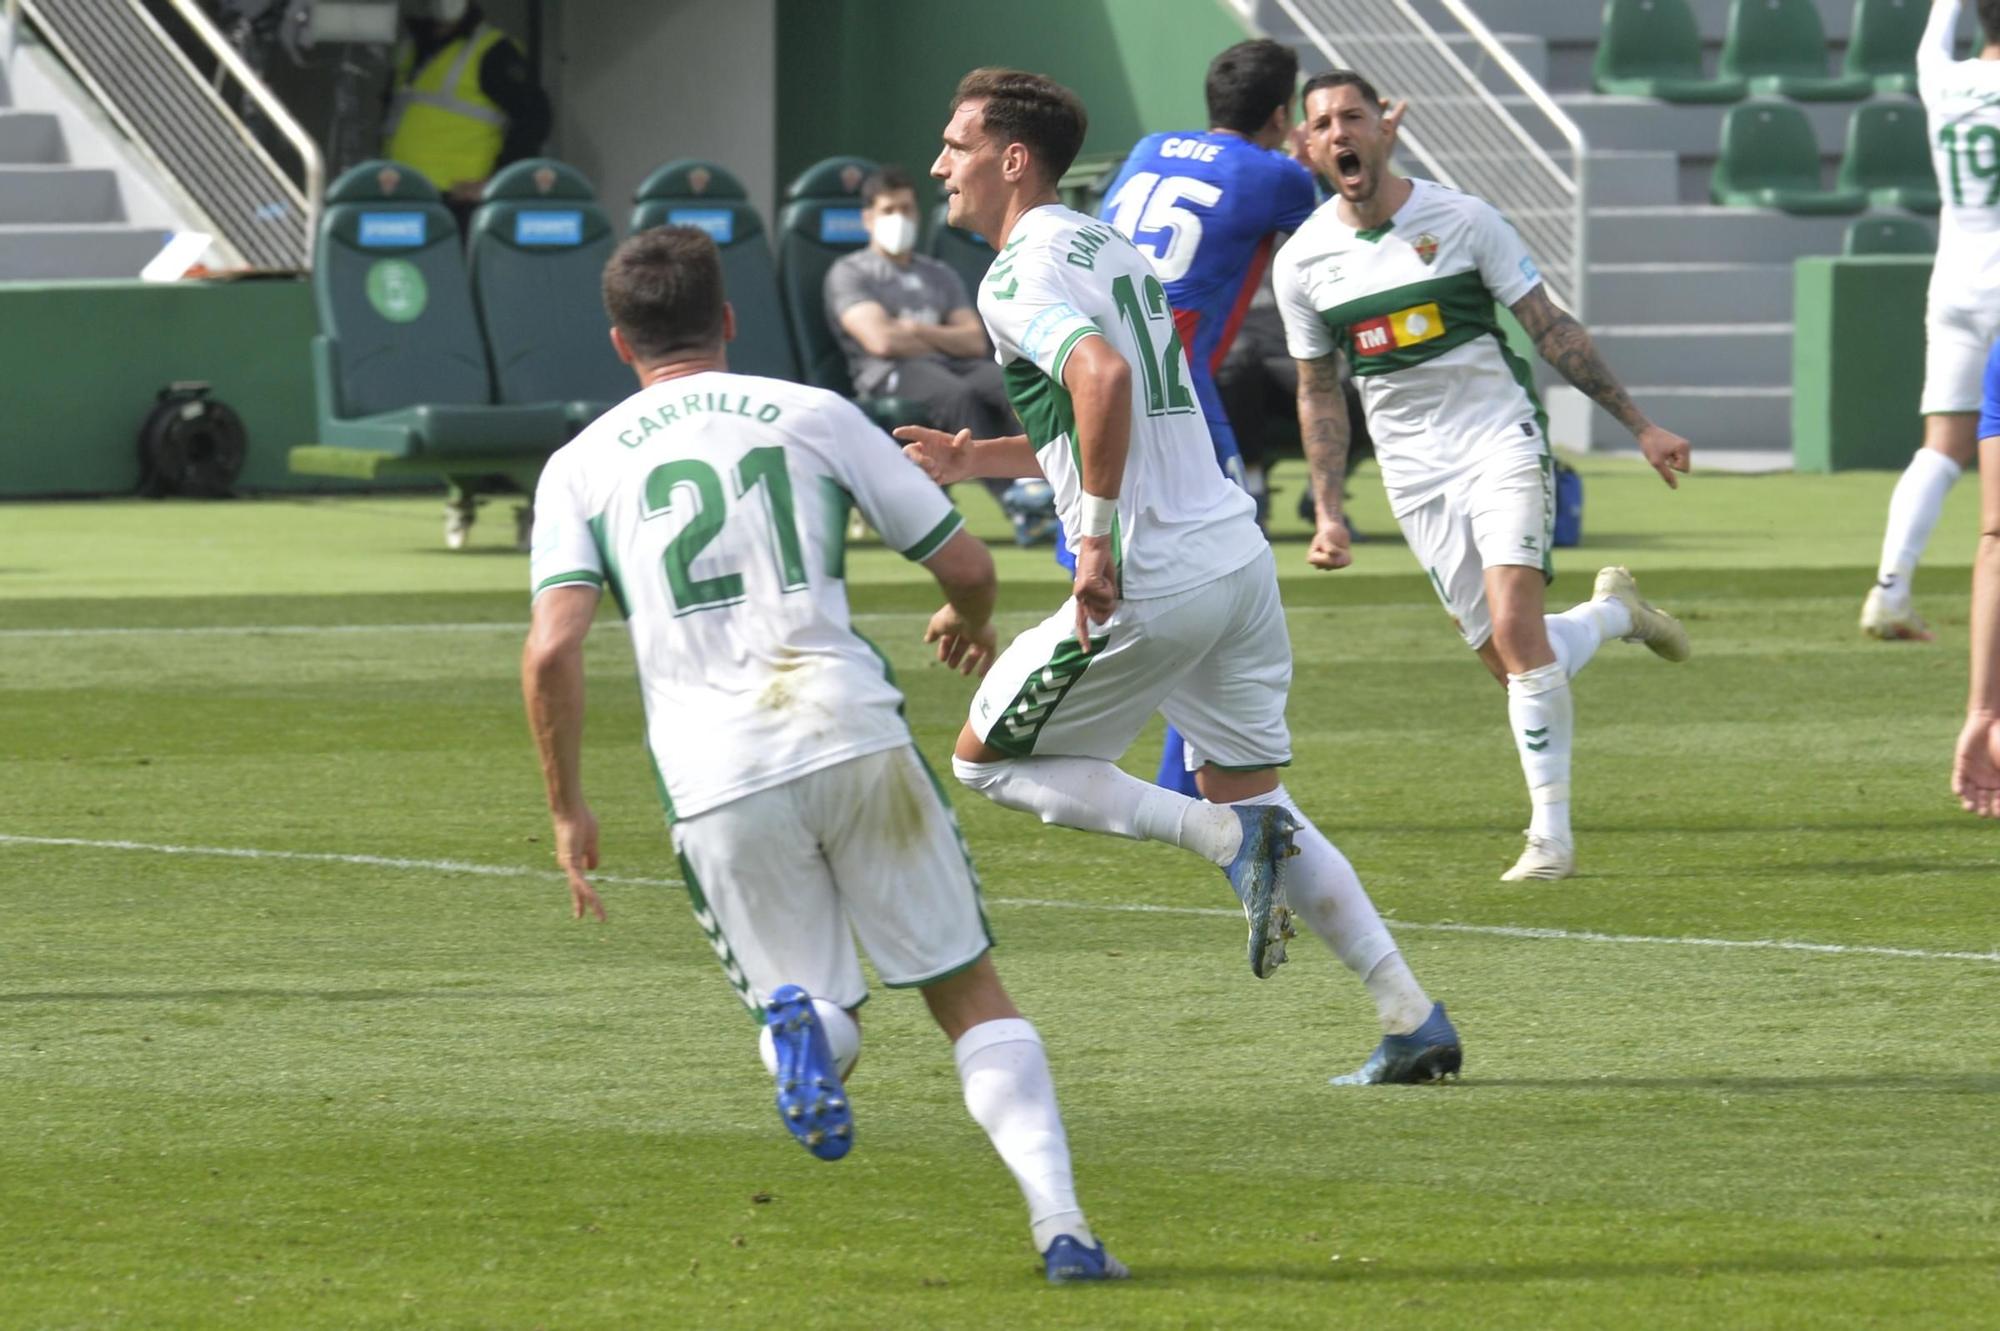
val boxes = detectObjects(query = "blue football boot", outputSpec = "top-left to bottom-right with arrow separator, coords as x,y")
1042,1234 -> 1130,1283
766,985 -> 853,1160
1330,1002 -> 1462,1085
1224,806 -> 1299,979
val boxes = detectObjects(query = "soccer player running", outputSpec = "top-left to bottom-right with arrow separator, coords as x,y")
1273,72 -> 1693,883
521,226 -> 1126,1283
1097,38 -> 1321,798
1864,0 -> 2000,642
899,68 -> 1461,1086
1952,340 -> 2000,816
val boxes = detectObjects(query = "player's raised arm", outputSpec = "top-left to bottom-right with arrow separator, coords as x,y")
1061,332 -> 1133,643
895,425 -> 1043,483
1509,284 -> 1692,489
522,583 -> 605,921
1295,351 -> 1353,570
1921,0 -> 1965,80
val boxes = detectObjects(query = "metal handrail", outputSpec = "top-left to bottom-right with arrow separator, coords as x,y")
14,0 -> 320,270
162,0 -> 322,254
1269,0 -> 1589,318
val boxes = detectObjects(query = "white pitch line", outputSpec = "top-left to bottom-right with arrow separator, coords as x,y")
4,833 -> 1996,967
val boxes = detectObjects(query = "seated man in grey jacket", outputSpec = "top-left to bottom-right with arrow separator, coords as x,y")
824,166 -> 1017,447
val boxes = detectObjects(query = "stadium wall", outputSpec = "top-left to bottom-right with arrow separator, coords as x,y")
0,280 -> 322,497
1791,257 -> 1931,474
775,0 -> 1246,194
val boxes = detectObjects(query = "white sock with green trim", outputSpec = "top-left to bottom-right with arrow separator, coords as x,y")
955,1018 -> 1093,1253
952,756 -> 1242,864
1507,662 -> 1573,847
1544,599 -> 1629,679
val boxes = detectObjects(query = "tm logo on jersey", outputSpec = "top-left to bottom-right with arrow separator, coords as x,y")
1352,302 -> 1446,357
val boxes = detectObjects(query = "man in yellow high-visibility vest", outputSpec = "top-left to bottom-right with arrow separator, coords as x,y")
387,1 -> 551,221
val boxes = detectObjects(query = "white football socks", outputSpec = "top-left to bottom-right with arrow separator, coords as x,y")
953,755 -> 1242,864
1544,598 -> 1631,680
954,1018 -> 1093,1253
757,998 -> 860,1079
1507,661 -> 1574,848
1876,448 -> 1963,597
1229,786 -> 1434,1034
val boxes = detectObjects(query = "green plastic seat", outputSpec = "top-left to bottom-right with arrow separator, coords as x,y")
1721,0 -> 1874,100
1843,213 -> 1936,253
1837,101 -> 1942,212
632,159 -> 799,382
924,200 -> 997,302
291,158 -> 567,488
1843,0 -> 1929,94
1593,0 -> 1748,102
1712,102 -> 1869,213
774,155 -> 928,432
468,159 -> 632,431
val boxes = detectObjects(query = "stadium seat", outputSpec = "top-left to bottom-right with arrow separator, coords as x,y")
774,155 -> 927,431
924,200 -> 997,305
1836,102 -> 1942,212
1843,0 -> 1928,94
632,158 -> 799,382
1592,0 -> 1748,102
468,158 -> 632,430
1721,0 -> 1874,100
1711,102 -> 1868,214
1843,213 -> 1935,253
289,159 -> 566,491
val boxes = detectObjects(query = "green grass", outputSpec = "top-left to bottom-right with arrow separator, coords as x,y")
2,457 -> 1997,1328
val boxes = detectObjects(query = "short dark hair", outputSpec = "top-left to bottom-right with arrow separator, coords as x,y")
602,226 -> 725,362
951,68 -> 1089,185
1982,0 -> 2000,44
1206,39 -> 1298,134
1301,68 -> 1384,112
860,165 -> 916,209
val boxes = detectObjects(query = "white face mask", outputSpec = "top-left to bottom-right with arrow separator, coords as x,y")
870,212 -> 918,257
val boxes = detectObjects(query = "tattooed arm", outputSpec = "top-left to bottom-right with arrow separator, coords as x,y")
1297,350 -> 1354,570
1511,284 -> 1691,489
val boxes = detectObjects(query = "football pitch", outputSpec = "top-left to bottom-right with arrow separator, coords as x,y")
2,457 -> 1996,1329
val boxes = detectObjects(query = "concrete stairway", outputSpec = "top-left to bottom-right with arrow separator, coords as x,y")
0,15 -> 195,280
1244,0 -> 1959,468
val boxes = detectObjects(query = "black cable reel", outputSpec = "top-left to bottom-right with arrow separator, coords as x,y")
137,383 -> 247,499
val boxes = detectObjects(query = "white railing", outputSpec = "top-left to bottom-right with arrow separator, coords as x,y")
1271,0 -> 1588,317
16,0 -> 321,270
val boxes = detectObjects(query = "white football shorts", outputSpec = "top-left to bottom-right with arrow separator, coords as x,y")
669,745 -> 990,1015
968,546 -> 1292,773
1920,300 -> 2000,415
1395,445 -> 1554,649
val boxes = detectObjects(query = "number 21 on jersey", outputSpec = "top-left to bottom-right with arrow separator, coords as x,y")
644,446 -> 807,616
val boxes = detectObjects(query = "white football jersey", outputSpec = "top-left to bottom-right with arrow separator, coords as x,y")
1920,0 -> 2000,313
530,371 -> 963,820
978,203 -> 1265,599
1273,179 -> 1546,516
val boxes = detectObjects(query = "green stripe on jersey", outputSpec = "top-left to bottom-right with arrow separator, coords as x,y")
585,513 -> 630,618
1004,357 -> 1079,456
817,476 -> 853,579
901,510 -> 965,563
1317,267 -> 1499,379
534,569 -> 605,595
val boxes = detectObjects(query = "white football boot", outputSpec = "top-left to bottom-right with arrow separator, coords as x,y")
1593,566 -> 1690,663
1859,584 -> 1933,642
1501,832 -> 1575,882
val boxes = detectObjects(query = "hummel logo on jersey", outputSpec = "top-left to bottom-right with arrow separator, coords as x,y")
1351,302 -> 1446,357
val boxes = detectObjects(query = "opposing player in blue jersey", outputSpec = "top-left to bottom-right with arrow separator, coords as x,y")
1097,40 -> 1388,794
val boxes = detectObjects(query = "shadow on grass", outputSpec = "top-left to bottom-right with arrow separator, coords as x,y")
0,988 -> 549,1004
1464,1072 -> 2000,1094
1160,1249 -> 1991,1286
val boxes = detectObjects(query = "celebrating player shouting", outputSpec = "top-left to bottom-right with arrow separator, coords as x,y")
900,68 -> 1462,1086
1273,71 -> 1693,882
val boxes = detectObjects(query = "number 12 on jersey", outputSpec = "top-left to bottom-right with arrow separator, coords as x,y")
1109,272 -> 1197,418
644,446 -> 808,616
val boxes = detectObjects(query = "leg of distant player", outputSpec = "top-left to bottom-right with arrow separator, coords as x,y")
1866,414 -> 1978,641
922,955 -> 1125,1280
